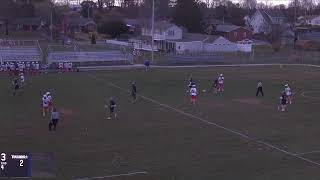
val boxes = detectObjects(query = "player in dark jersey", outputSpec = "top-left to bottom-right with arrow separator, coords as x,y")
105,97 -> 117,120
188,77 -> 194,89
131,82 -> 137,103
213,78 -> 218,94
12,78 -> 19,96
279,91 -> 287,112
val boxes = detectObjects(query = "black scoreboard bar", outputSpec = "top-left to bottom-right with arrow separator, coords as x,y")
0,152 -> 31,178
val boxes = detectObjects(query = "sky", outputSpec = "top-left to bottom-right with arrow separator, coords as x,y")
233,0 -> 289,5
57,0 -> 290,6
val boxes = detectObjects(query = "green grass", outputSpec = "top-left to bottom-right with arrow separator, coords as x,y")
1,65 -> 320,180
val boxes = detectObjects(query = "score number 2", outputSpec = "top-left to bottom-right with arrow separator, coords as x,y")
20,160 -> 23,167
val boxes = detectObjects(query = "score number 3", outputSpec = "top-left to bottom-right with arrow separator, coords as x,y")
1,153 -> 6,161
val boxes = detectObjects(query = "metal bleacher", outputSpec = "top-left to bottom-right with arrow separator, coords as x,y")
47,50 -> 133,66
0,40 -> 42,63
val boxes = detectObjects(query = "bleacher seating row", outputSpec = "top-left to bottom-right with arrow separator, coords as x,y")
0,47 -> 42,62
48,51 -> 132,64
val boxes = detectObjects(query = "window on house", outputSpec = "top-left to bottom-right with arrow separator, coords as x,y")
168,30 -> 175,36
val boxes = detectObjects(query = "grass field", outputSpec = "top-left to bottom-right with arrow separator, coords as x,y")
1,65 -> 320,180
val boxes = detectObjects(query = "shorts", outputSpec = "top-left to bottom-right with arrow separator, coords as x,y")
191,95 -> 197,100
43,106 -> 49,110
14,85 -> 19,90
49,102 -> 53,106
110,108 -> 115,113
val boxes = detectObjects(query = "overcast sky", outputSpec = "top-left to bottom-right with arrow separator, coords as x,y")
59,0 -> 290,6
233,0 -> 289,5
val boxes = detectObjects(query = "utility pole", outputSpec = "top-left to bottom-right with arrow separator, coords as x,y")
50,6 -> 53,41
151,0 -> 155,63
294,0 -> 297,25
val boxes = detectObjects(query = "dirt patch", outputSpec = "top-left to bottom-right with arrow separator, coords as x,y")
234,98 -> 261,105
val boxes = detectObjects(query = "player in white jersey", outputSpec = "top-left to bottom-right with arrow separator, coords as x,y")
35,62 -> 40,75
19,73 -> 25,87
284,84 -> 292,104
18,62 -> 24,73
217,74 -> 224,93
58,62 -> 63,73
46,92 -> 53,110
26,62 -> 31,74
42,95 -> 50,117
0,62 -> 3,73
190,84 -> 198,105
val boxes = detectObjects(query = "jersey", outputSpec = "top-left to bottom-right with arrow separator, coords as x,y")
47,95 -> 52,103
280,95 -> 287,105
218,76 -> 224,84
42,96 -> 49,107
35,63 -> 40,70
285,87 -> 292,96
190,87 -> 197,96
109,100 -> 116,110
131,85 -> 137,95
58,62 -> 63,69
20,75 -> 25,82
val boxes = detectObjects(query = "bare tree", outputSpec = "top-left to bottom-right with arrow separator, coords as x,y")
240,0 -> 257,10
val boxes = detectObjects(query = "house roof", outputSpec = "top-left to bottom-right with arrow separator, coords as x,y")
216,25 -> 251,32
124,18 -> 141,26
206,18 -> 232,26
168,33 -> 220,43
298,15 -> 320,21
143,21 -> 178,31
264,9 -> 285,18
258,9 -> 286,24
13,17 -> 44,26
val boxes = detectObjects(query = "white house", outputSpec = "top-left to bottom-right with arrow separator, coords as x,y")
248,9 -> 287,35
297,15 -> 320,26
141,21 -> 183,41
167,33 -> 252,54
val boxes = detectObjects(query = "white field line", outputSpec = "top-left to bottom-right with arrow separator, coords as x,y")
88,73 -> 320,167
75,171 -> 148,180
77,63 -> 320,71
295,150 -> 320,156
151,63 -> 320,69
301,91 -> 320,100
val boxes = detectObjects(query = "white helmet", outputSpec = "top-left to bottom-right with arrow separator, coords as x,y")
46,92 -> 50,95
220,74 -> 223,77
285,84 -> 288,87
192,84 -> 196,87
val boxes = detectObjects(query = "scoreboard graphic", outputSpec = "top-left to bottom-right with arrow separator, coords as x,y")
0,152 -> 55,178
0,152 -> 31,178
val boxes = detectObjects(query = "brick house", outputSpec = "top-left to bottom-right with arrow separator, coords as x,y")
215,25 -> 253,42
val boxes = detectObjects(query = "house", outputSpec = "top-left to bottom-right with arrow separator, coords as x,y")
63,17 -> 97,34
167,33 -> 252,54
248,9 -> 287,35
141,21 -> 183,40
62,12 -> 97,34
204,18 -> 232,35
124,18 -> 141,34
141,21 -> 183,51
297,15 -> 320,26
13,17 -> 44,31
215,25 -> 253,42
